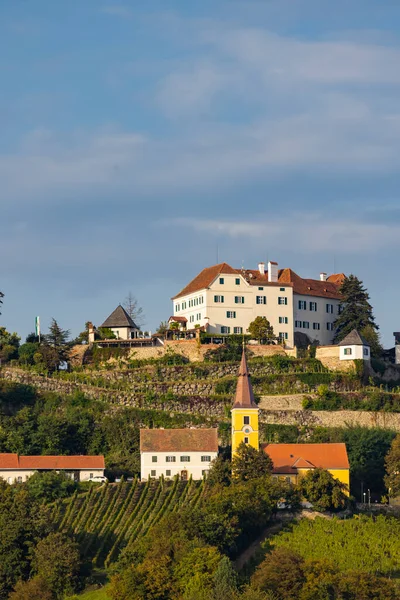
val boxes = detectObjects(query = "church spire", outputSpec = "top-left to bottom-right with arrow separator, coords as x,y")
232,348 -> 258,409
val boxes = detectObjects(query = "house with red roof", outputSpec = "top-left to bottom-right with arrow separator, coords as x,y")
140,429 -> 218,481
262,443 -> 350,493
0,454 -> 105,484
171,260 -> 345,347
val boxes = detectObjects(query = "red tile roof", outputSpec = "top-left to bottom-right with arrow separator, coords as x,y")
168,316 -> 187,323
172,263 -> 344,300
172,263 -> 239,299
140,428 -> 218,453
261,443 -> 349,474
0,454 -> 105,470
0,454 -> 19,469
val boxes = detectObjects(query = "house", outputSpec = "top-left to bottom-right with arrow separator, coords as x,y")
0,454 -> 105,484
172,261 -> 345,348
231,348 -> 350,493
99,305 -> 140,340
262,443 -> 350,493
339,329 -> 370,361
140,429 -> 218,481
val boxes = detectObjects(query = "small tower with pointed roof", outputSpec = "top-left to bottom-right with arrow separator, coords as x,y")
231,347 -> 259,454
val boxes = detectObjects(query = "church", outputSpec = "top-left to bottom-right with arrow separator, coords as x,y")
231,348 -> 350,492
140,347 -> 350,492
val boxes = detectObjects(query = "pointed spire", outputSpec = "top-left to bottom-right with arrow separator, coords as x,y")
232,347 -> 258,409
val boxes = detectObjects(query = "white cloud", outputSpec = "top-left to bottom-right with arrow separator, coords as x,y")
166,215 -> 400,254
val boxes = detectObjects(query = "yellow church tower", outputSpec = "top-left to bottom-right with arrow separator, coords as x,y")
231,348 -> 259,454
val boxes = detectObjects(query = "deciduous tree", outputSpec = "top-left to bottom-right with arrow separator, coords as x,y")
33,532 -> 80,599
384,434 -> 400,498
123,292 -> 145,328
232,442 -> 273,481
248,317 -> 275,345
299,468 -> 348,512
9,577 -> 52,600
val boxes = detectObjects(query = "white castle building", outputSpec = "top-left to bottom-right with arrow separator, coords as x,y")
171,261 -> 345,348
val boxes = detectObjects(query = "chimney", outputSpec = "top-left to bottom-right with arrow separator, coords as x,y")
258,262 -> 265,275
320,272 -> 327,282
268,261 -> 278,283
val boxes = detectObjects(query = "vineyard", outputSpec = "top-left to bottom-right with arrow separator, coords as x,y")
52,478 -> 205,567
270,515 -> 400,576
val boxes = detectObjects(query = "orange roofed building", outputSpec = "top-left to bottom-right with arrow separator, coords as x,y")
171,260 -> 345,347
262,443 -> 350,493
0,454 -> 105,484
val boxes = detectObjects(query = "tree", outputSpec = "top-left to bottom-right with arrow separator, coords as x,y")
157,321 -> 168,335
251,547 -> 305,600
248,317 -> 275,344
9,577 -> 52,600
33,533 -> 80,599
18,343 -> 40,366
0,327 -> 20,363
123,292 -> 145,328
333,275 -> 379,347
207,456 -> 232,487
212,556 -> 238,600
299,468 -> 348,512
384,434 -> 400,499
25,471 -> 76,503
43,319 -> 70,370
232,442 -> 273,481
360,324 -> 383,358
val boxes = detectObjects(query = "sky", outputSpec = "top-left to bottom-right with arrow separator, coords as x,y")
1,0 -> 400,345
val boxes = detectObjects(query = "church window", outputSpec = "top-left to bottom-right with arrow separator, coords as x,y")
244,437 -> 249,444
244,416 -> 250,425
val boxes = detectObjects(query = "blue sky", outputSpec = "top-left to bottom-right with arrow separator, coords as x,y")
1,0 -> 400,345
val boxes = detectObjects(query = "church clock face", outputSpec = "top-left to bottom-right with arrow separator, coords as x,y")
244,428 -> 250,434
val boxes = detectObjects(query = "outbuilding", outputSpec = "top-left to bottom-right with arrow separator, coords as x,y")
0,454 -> 105,484
338,329 -> 370,361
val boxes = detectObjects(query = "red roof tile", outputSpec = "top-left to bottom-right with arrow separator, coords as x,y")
0,455 -> 105,470
168,316 -> 187,323
0,454 -> 19,469
140,428 -> 218,452
261,443 -> 349,473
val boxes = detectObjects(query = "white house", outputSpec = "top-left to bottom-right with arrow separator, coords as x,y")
172,261 -> 345,348
339,330 -> 370,361
0,454 -> 105,484
140,429 -> 218,481
100,305 -> 140,340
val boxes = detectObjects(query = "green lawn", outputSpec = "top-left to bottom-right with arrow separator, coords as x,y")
67,586 -> 110,599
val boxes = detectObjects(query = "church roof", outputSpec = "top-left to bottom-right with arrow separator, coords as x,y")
100,305 -> 138,329
338,329 -> 370,347
261,443 -> 349,474
232,349 -> 258,410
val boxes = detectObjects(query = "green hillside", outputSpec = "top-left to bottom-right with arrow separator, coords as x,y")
53,477 -> 204,567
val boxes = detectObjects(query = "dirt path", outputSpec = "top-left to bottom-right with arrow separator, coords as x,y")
234,521 -> 283,571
